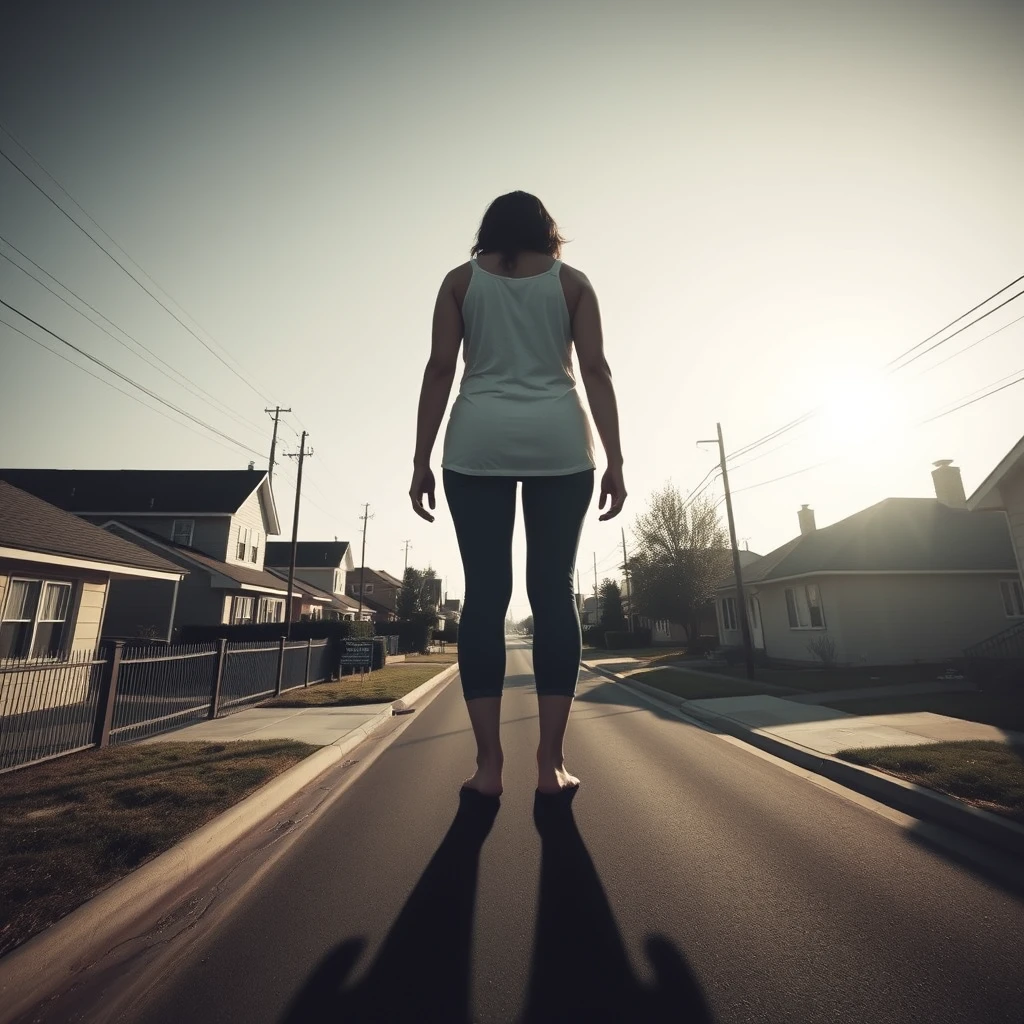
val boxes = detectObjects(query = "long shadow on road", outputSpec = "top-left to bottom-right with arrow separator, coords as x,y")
279,785 -> 712,1023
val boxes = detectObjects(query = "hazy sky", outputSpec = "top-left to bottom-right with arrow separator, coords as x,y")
2,0 -> 1022,619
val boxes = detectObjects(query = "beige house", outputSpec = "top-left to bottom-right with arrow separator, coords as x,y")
715,462 -> 1023,666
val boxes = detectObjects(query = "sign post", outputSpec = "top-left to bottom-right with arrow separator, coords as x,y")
340,639 -> 374,684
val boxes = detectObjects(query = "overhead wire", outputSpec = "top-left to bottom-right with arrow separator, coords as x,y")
0,297 -> 266,460
0,126 -> 278,405
0,240 -> 267,438
0,315 -> 259,460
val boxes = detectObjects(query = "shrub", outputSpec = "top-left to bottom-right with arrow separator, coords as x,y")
582,626 -> 606,649
602,630 -> 653,649
438,621 -> 459,644
374,614 -> 434,654
685,635 -> 718,656
806,634 -> 838,667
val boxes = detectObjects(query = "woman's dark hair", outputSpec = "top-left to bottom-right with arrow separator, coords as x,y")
471,191 -> 567,273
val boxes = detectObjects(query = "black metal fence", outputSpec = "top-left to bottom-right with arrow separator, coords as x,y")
964,619 -> 1024,688
0,636 -> 339,773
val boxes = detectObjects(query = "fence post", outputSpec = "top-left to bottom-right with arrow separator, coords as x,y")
209,638 -> 228,719
93,640 -> 124,749
304,638 -> 313,687
275,636 -> 286,697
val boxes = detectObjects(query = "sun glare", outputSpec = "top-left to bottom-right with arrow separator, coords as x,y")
816,372 -> 900,453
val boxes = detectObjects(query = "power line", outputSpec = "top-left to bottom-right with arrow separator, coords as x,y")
0,297 -> 266,460
885,273 -> 1024,368
887,286 -> 1024,372
0,315 -> 258,459
921,366 -> 1024,424
910,310 -> 1024,378
0,130 -> 277,405
0,240 -> 267,437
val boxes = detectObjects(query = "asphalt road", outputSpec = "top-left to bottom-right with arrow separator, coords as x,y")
114,641 -> 1024,1024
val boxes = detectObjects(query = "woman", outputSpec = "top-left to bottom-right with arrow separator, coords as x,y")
409,191 -> 625,798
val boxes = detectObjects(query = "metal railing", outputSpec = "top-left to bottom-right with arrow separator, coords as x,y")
964,619 -> 1024,687
0,650 -> 106,771
0,634 -> 342,773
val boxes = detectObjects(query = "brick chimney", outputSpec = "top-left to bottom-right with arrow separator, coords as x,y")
798,504 -> 816,535
931,460 -> 966,509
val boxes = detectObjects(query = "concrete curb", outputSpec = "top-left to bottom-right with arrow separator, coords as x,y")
0,661 -> 460,1022
584,662 -> 1024,860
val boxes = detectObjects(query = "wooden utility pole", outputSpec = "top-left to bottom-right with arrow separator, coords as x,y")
401,539 -> 412,574
264,406 -> 291,483
699,423 -> 755,679
621,527 -> 633,632
284,431 -> 312,639
593,552 -> 599,627
357,504 -> 373,620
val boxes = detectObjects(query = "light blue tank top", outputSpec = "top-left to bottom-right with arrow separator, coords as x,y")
441,258 -> 596,477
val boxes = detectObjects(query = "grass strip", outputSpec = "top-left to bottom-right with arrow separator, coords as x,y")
0,739 -> 316,959
402,652 -> 458,664
265,664 -> 446,707
836,740 -> 1024,824
824,691 -> 1024,732
621,666 -> 774,701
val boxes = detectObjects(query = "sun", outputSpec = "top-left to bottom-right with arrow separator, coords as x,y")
815,371 -> 900,453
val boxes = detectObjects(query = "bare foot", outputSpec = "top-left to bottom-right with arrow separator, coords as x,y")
536,761 -> 580,795
462,758 -> 503,797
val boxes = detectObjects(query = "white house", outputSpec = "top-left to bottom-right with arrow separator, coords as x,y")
715,461 -> 1023,666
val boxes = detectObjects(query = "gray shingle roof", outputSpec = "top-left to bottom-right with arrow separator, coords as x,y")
0,468 -> 267,515
0,481 -> 183,575
264,541 -> 350,568
717,498 -> 1017,589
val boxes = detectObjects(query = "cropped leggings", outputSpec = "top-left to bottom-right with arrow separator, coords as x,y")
443,469 -> 594,700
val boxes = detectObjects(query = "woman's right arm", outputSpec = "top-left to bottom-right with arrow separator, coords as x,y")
571,270 -> 627,520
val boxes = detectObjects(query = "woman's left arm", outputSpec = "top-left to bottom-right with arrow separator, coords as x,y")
410,268 -> 464,522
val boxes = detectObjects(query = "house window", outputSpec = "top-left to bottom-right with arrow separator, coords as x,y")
250,533 -> 259,564
334,569 -> 343,593
1,579 -> 73,659
748,597 -> 759,630
236,526 -> 251,560
786,585 -> 827,629
363,583 -> 374,595
257,597 -> 284,624
171,519 -> 194,546
721,596 -> 738,631
230,595 -> 254,625
1001,579 -> 1024,618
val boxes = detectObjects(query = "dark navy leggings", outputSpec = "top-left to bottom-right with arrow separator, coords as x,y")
443,469 -> 594,700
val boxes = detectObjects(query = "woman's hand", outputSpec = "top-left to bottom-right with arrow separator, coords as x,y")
410,464 -> 436,522
598,464 -> 626,521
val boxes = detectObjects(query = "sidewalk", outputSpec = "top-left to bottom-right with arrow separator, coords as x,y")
582,654 -> 1014,753
141,702 -> 396,748
582,656 -> 1024,858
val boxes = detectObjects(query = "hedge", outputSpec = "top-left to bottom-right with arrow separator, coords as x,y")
373,614 -> 435,654
602,629 -> 652,650
176,619 -> 373,644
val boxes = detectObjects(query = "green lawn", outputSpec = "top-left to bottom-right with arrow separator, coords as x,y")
264,664 -> 447,707
837,740 -> 1024,824
0,740 -> 315,958
824,690 -> 1024,733
710,663 -> 955,694
620,666 -> 778,701
403,651 -> 458,665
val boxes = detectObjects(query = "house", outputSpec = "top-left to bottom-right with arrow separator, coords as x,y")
714,461 -> 1022,666
0,481 -> 183,659
0,468 -> 297,638
967,438 -> 1024,602
265,567 -> 366,622
264,541 -> 354,601
345,567 -> 403,615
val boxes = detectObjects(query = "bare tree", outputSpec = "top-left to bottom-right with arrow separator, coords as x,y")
627,484 -> 729,640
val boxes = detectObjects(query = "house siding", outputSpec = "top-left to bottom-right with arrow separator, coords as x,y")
101,577 -> 178,641
720,573 -> 1014,665
295,567 -> 342,596
1000,469 -> 1024,581
226,489 -> 269,571
70,579 -> 108,652
84,514 -> 232,563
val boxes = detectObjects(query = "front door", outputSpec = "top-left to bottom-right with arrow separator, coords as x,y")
749,596 -> 765,650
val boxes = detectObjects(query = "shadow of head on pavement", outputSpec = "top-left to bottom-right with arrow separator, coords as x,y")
525,788 -> 712,1023
279,787 -> 500,1024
